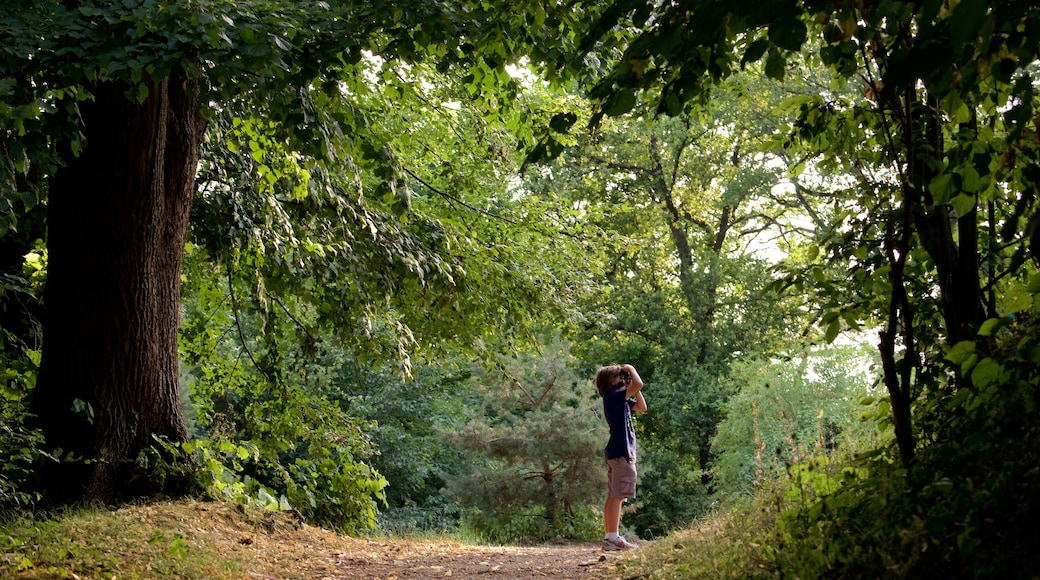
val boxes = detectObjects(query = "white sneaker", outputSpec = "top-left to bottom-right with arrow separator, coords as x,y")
603,537 -> 637,550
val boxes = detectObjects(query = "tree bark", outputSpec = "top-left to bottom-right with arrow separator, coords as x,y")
30,74 -> 204,504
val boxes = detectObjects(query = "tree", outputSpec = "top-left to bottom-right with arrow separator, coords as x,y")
564,0 -> 1040,469
519,72 -> 818,532
30,47 -> 205,504
710,343 -> 879,498
441,335 -> 604,541
0,0 -> 594,504
768,2 -> 1040,466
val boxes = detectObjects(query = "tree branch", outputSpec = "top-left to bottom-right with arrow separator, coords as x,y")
401,165 -> 517,225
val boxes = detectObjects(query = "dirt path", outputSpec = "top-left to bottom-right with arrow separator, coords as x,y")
265,538 -> 627,579
173,502 -> 632,580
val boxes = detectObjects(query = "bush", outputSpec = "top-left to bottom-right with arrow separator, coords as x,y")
376,498 -> 462,537
0,347 -> 46,510
762,315 -> 1040,577
0,403 -> 45,510
459,504 -> 601,544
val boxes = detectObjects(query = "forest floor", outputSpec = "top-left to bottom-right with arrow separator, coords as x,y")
172,500 -> 637,580
259,535 -> 632,579
10,499 -> 642,579
240,513 -> 631,580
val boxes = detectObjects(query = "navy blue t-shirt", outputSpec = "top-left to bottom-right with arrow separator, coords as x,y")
603,387 -> 637,460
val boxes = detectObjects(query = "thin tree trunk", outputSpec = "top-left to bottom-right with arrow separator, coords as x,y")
30,74 -> 204,504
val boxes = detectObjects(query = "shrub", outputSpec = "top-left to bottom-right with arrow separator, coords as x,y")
0,347 -> 46,510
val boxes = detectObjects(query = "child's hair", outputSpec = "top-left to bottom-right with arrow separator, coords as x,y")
595,365 -> 624,398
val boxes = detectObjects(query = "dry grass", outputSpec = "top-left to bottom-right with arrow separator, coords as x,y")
1,499 -> 633,579
607,494 -> 784,579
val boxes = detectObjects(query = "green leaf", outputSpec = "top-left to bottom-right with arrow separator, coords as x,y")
950,193 -> 976,217
948,387 -> 971,409
548,112 -> 578,133
958,162 -> 982,193
977,318 -> 1000,336
970,357 -> 1001,388
950,99 -> 971,124
544,135 -> 564,158
1028,272 -> 1040,293
272,35 -> 291,52
741,38 -> 768,66
525,142 -> 547,166
603,89 -> 636,117
949,0 -> 987,51
824,318 -> 840,343
1002,280 -> 1033,315
767,12 -> 807,52
928,172 -> 954,202
945,340 -> 975,365
764,50 -> 786,80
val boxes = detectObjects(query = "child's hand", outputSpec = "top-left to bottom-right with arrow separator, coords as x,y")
622,365 -> 644,393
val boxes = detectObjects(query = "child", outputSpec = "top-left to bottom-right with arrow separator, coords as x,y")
595,363 -> 647,550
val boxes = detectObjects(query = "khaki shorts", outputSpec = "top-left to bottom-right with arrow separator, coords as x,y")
606,457 -> 637,499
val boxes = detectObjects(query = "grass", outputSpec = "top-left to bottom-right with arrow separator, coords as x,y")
611,490 -> 785,580
0,495 -> 784,579
0,454 -> 851,579
0,498 -> 624,579
0,499 -> 302,579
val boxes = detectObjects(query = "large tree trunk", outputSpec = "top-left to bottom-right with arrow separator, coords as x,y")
30,74 -> 204,504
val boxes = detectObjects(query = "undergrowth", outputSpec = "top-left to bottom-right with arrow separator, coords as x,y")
611,486 -> 786,579
612,344 -> 1040,579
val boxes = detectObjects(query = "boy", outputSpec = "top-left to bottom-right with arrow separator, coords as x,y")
595,363 -> 647,550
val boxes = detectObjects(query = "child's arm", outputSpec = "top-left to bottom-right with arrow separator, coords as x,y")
632,390 -> 647,413
623,364 -> 648,413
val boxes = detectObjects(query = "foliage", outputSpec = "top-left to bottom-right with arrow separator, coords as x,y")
716,296 -> 1039,577
459,504 -> 601,545
766,383 -> 1040,577
1,0 -> 593,364
0,0 -> 603,505
612,351 -> 1039,579
549,2 -> 1040,572
710,343 -> 881,499
625,444 -> 710,540
176,33 -> 598,531
566,0 -> 1040,464
330,361 -> 474,512
441,335 -> 604,542
0,396 -> 45,510
0,267 -> 45,509
762,2 -> 1040,471
375,499 -> 463,537
1,0 -> 1038,571
608,479 -> 789,579
178,248 -> 387,533
529,73 -> 817,534
190,63 -> 559,373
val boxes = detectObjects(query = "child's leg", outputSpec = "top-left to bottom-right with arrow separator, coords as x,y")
604,457 -> 636,538
604,497 -> 624,534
